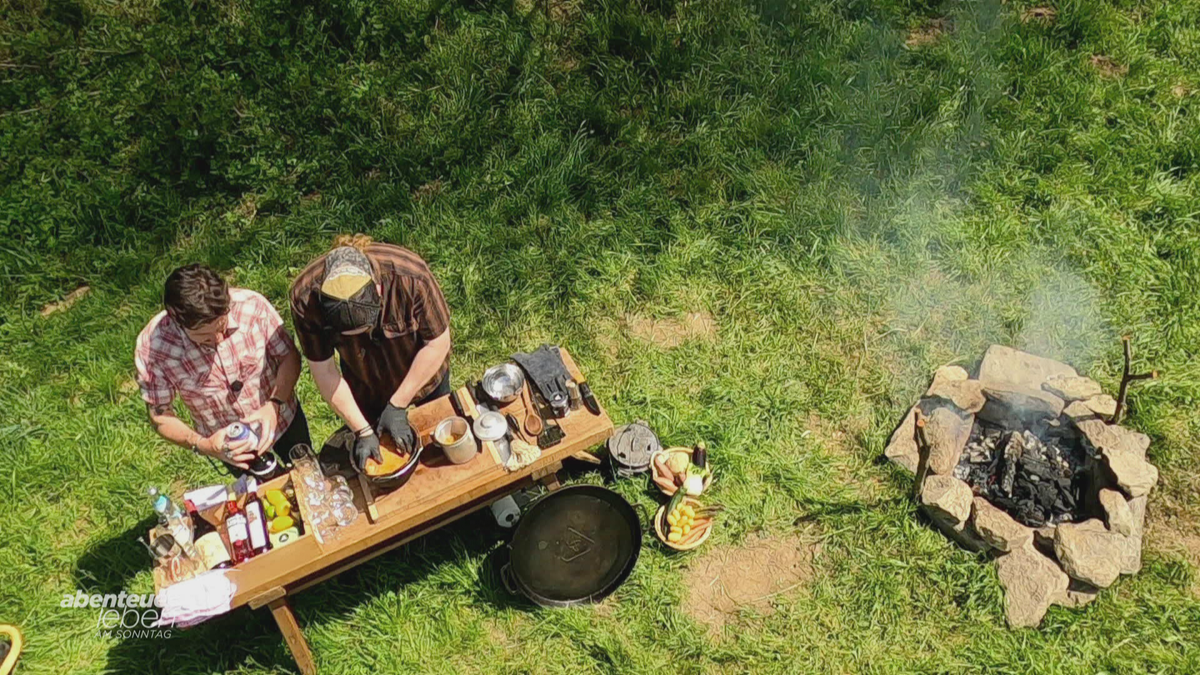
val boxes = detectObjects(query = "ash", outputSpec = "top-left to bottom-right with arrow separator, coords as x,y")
954,422 -> 1091,527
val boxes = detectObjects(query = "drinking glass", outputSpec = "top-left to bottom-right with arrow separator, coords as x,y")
331,499 -> 359,528
289,445 -> 319,478
330,475 -> 354,502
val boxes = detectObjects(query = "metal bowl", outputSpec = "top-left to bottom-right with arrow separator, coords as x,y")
482,363 -> 525,404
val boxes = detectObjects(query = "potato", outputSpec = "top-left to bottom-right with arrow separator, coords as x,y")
666,452 -> 690,475
668,531 -> 682,543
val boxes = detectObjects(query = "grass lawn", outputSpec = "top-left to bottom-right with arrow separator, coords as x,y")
3,0 -> 1200,672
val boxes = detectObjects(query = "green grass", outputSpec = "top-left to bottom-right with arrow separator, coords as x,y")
3,0 -> 1200,672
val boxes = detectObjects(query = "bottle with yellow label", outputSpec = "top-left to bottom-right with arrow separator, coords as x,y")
186,500 -> 232,570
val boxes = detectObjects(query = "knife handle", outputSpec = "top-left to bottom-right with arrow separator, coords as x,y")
578,381 -> 601,415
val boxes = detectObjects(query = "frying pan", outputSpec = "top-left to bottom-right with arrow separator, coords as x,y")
502,485 -> 642,607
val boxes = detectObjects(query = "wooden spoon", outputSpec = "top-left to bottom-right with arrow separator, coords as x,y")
521,385 -> 544,436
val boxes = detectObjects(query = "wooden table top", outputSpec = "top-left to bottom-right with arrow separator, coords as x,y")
213,348 -> 613,609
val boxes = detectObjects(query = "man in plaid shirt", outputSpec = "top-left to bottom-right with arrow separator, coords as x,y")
135,264 -> 310,473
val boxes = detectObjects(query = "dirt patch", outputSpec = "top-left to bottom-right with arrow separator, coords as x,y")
482,612 -> 533,651
1171,83 -> 1190,98
1148,516 -> 1200,597
803,411 -> 859,457
591,598 -> 616,618
235,193 -> 259,220
626,311 -> 717,348
905,18 -> 951,49
547,0 -> 581,22
592,320 -> 622,361
1020,6 -> 1057,23
413,179 -> 444,202
684,533 -> 820,636
1090,55 -> 1128,78
41,285 -> 90,318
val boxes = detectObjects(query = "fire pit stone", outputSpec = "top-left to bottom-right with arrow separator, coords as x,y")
1057,580 -> 1101,608
978,344 -> 1077,391
884,404 -> 922,473
926,365 -> 986,412
1042,375 -> 1104,401
1098,488 -> 1134,536
1065,401 -> 1157,497
920,475 -> 973,527
994,544 -> 1070,628
923,405 -> 975,475
1079,394 -> 1117,417
886,345 -> 1159,627
972,497 -> 1033,552
978,382 -> 1065,429
1119,496 -> 1148,574
1054,519 -> 1124,588
885,365 -> 984,473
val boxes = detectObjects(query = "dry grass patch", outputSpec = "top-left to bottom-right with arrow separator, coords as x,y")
684,532 -> 821,637
235,192 -> 259,220
1020,6 -> 1057,23
802,411 -> 884,499
40,285 -> 90,318
1171,83 -> 1191,98
547,0 -> 581,23
1148,515 -> 1200,598
905,18 -> 951,49
413,179 -> 444,202
482,614 -> 533,651
626,311 -> 718,348
1090,55 -> 1128,78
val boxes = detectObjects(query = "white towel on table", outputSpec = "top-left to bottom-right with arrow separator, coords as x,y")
155,570 -> 238,628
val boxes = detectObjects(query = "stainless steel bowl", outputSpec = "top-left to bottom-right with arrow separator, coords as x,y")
482,363 -> 525,403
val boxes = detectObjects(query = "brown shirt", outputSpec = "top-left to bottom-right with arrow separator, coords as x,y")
290,243 -> 451,420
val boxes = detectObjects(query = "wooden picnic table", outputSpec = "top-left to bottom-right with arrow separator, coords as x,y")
157,348 -> 613,674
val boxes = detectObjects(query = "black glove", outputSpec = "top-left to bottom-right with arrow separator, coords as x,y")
352,430 -> 382,472
376,403 -> 416,452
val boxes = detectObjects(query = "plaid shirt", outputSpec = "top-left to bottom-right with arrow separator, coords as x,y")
135,288 -> 298,438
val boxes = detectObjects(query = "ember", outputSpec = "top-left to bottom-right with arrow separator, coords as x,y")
954,423 -> 1092,527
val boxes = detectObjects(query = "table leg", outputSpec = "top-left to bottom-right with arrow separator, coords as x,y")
537,468 -> 562,491
268,598 -> 317,675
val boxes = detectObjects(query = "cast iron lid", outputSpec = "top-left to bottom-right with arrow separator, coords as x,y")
607,421 -> 660,474
509,485 -> 641,605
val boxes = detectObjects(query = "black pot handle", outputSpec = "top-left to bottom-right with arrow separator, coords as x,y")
500,562 -> 519,596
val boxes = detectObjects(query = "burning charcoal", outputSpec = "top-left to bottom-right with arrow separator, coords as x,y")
957,417 -> 1095,529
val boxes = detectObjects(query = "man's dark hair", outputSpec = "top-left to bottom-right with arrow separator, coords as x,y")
163,264 -> 229,329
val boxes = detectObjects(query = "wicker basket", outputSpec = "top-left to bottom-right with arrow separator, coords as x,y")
649,446 -> 713,497
653,497 -> 713,551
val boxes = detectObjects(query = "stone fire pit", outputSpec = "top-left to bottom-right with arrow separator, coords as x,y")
885,345 -> 1158,627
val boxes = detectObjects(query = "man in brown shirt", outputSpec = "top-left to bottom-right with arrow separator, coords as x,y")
290,235 -> 452,470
